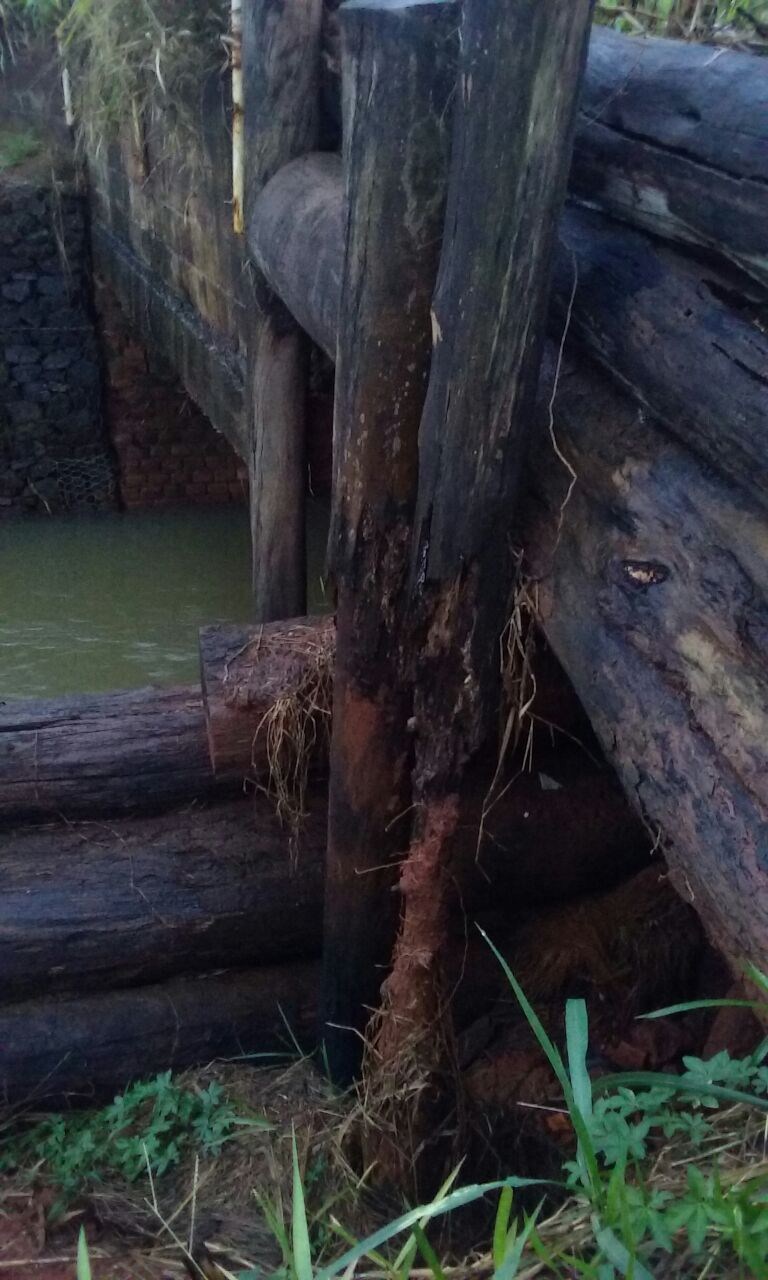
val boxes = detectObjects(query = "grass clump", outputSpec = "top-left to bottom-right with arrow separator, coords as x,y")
0,123 -> 41,168
0,1069 -> 268,1217
264,956 -> 768,1280
595,0 -> 768,44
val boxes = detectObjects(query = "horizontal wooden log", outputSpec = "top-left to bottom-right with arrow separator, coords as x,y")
553,206 -> 768,514
250,160 -> 768,505
573,28 -> 768,288
200,614 -> 335,780
0,965 -> 318,1106
0,799 -> 325,1001
0,685 -> 228,826
318,22 -> 768,286
524,346 -> 768,978
0,757 -> 649,1004
249,153 -> 343,361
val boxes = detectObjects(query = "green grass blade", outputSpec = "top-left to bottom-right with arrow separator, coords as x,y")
492,1186 -> 514,1268
566,999 -> 593,1124
593,1071 -> 768,1111
493,1207 -> 541,1280
315,1179 -> 555,1280
291,1129 -> 314,1280
640,999 -> 762,1020
412,1225 -> 446,1280
594,1222 -> 652,1280
77,1227 -> 92,1280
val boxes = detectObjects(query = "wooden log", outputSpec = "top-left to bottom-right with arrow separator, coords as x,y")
0,964 -> 319,1106
552,206 -> 768,515
572,28 -> 768,289
0,685 -> 226,826
0,756 -> 650,1005
318,18 -> 768,286
250,153 -> 343,362
323,0 -> 460,1084
363,0 -> 595,1185
0,799 -> 325,1001
523,345 -> 768,979
199,615 -> 334,780
243,0 -> 323,621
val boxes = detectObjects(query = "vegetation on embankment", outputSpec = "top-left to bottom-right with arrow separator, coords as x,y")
8,968 -> 768,1279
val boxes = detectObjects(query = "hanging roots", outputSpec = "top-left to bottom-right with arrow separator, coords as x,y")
250,621 -> 335,855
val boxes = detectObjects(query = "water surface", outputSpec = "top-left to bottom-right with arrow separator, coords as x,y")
0,502 -> 330,697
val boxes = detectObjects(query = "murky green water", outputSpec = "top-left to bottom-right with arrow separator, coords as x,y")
0,502 -> 330,697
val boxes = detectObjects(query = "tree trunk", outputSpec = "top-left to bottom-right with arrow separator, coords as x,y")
243,0 -> 323,620
322,0 -> 460,1084
552,206 -> 768,515
0,685 -> 224,825
0,799 -> 325,1001
365,0 -> 595,1192
573,27 -> 768,289
524,345 -> 768,980
0,965 -> 318,1106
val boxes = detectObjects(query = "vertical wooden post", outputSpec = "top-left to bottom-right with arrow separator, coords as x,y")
243,0 -> 323,621
322,0 -> 459,1085
369,0 -> 595,1188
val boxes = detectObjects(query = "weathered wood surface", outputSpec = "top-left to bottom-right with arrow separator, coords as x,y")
318,20 -> 768,286
244,0 -> 323,620
0,685 -> 225,825
0,964 -> 319,1105
200,615 -> 334,779
553,206 -> 768,515
0,757 -> 649,1000
0,799 -> 325,1001
324,0 -> 460,1084
250,153 -> 343,362
249,160 -> 768,504
573,28 -> 768,288
524,346 -> 768,978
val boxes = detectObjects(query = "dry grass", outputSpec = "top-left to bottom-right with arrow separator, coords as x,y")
249,621 -> 335,852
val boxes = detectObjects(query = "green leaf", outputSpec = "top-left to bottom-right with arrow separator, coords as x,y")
77,1227 -> 92,1280
640,999 -> 762,1020
593,1071 -> 768,1112
492,1186 -> 514,1268
291,1129 -> 313,1280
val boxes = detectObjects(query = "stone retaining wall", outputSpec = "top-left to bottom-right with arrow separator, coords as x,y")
0,176 -> 115,515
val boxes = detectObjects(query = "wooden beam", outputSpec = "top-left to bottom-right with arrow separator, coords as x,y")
243,0 -> 323,620
369,0 -> 595,1187
322,0 -> 460,1084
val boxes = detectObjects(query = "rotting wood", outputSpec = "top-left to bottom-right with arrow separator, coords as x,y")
200,615 -> 334,781
0,799 -> 325,1001
244,0 -> 323,620
523,345 -> 768,980
364,0 -> 595,1190
323,0 -> 460,1084
573,27 -> 768,289
0,685 -> 225,826
0,964 -> 318,1106
552,206 -> 768,516
0,755 -> 650,1001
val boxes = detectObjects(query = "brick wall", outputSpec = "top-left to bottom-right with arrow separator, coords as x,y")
95,279 -> 248,509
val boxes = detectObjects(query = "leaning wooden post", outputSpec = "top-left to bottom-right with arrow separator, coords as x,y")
368,0 -> 595,1188
322,0 -> 459,1084
243,0 -> 323,620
